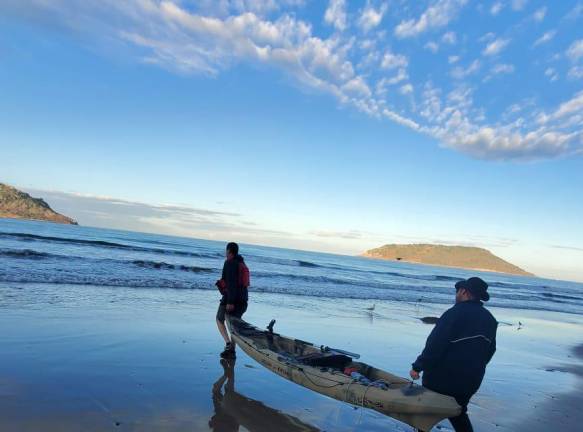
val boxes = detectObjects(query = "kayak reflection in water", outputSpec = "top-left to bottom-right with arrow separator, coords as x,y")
209,359 -> 320,432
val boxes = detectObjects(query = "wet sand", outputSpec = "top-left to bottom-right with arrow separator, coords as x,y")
513,344 -> 583,432
1,282 -> 583,431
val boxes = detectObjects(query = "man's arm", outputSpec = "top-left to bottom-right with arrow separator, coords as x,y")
485,324 -> 497,364
411,308 -> 456,373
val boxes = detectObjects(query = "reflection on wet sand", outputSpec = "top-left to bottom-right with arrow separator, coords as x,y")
210,359 -> 320,432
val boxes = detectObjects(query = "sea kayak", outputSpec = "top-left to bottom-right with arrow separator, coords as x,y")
227,317 -> 461,431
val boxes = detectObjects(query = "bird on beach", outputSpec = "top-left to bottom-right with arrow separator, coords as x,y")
366,304 -> 375,311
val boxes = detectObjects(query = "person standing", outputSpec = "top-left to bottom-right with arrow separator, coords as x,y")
215,242 -> 249,359
409,277 -> 497,432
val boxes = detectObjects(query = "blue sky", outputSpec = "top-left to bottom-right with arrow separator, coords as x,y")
1,1 -> 582,281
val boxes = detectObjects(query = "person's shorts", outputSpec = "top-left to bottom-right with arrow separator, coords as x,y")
216,302 -> 247,323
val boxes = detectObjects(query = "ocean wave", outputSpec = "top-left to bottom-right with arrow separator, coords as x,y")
250,255 -> 325,269
0,232 -> 219,258
0,275 -> 211,290
132,260 -> 212,273
0,246 -> 214,274
0,248 -> 52,259
386,272 -> 461,282
541,292 -> 583,301
296,260 -> 322,268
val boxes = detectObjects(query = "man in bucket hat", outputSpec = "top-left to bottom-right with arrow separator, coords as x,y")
409,277 -> 498,432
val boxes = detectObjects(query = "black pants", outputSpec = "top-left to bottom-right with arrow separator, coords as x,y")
449,412 -> 473,432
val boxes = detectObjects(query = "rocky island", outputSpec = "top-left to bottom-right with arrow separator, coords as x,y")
0,183 -> 77,225
362,243 -> 533,276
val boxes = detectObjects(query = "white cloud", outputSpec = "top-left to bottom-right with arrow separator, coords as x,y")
359,39 -> 375,50
400,83 -> 414,94
310,229 -> 364,240
324,0 -> 347,31
394,0 -> 467,38
545,67 -> 559,82
533,30 -> 556,47
380,50 -> 408,69
551,91 -> 583,120
442,31 -> 457,44
377,68 -> 409,94
382,108 -> 420,130
443,127 -> 577,160
479,32 -> 496,43
483,37 -> 510,56
451,59 -> 480,79
358,1 -> 388,33
565,2 -> 583,20
342,76 -> 372,97
490,2 -> 503,16
425,41 -> 439,53
511,0 -> 528,11
569,66 -> 583,80
567,39 -> 583,62
492,63 -> 515,75
23,188 -> 300,242
533,7 -> 547,22
6,0 -> 583,161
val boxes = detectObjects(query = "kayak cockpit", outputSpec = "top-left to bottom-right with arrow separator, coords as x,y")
230,318 -> 409,388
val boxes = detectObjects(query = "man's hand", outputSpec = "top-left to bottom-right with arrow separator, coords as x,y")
409,369 -> 420,380
226,304 -> 235,312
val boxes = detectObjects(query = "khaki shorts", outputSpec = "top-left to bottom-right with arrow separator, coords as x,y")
216,302 -> 247,323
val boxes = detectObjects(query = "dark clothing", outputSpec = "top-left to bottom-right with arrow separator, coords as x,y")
412,300 -> 497,404
216,302 -> 247,323
220,255 -> 248,306
449,412 -> 473,432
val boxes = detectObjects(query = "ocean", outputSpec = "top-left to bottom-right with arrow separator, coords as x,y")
0,219 -> 583,314
1,218 -> 582,316
2,218 -> 583,432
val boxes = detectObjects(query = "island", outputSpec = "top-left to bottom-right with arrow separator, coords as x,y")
361,243 -> 533,276
0,183 -> 77,225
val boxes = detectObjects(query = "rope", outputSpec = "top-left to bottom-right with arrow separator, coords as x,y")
299,368 -> 346,389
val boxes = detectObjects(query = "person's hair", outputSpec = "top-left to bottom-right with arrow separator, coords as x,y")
226,242 -> 239,256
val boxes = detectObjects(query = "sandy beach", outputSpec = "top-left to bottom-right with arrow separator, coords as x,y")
1,282 -> 582,432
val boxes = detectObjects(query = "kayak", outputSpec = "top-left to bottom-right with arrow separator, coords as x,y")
227,317 -> 461,432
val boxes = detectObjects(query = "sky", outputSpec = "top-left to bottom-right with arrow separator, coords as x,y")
0,0 -> 582,282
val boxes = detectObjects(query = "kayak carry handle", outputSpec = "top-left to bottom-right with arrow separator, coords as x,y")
321,345 -> 361,359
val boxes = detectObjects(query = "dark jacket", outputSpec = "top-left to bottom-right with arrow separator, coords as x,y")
221,255 -> 248,306
412,300 -> 497,405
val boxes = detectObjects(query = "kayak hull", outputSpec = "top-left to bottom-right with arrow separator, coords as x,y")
228,317 -> 461,432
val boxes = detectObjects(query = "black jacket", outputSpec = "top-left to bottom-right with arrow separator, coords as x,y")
221,255 -> 248,306
412,300 -> 497,405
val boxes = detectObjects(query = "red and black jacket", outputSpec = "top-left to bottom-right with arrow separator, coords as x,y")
220,255 -> 248,305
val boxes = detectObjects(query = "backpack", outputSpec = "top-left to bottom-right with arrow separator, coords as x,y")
238,261 -> 250,288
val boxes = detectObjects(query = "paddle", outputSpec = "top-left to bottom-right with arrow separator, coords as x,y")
320,345 -> 361,359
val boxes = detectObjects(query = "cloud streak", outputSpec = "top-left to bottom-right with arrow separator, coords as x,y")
4,0 -> 583,161
394,0 -> 467,38
24,188 -> 298,242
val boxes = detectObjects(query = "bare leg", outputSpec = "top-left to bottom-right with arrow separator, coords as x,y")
216,319 -> 231,345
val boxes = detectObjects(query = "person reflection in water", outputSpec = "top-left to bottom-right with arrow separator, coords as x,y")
209,359 -> 319,432
209,359 -> 239,432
